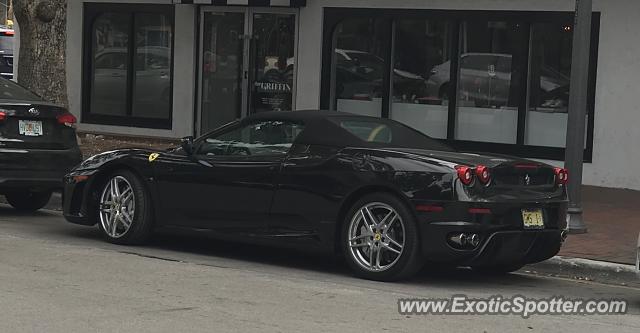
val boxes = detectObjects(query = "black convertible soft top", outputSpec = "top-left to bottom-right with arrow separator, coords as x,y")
243,110 -> 452,151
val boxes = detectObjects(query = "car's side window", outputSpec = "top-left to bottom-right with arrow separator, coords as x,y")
197,120 -> 305,157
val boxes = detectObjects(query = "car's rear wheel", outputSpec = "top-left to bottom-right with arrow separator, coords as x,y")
5,190 -> 52,212
98,170 -> 153,245
342,193 -> 423,281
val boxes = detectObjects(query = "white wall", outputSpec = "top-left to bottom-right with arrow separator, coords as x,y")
296,0 -> 640,191
66,0 -> 196,138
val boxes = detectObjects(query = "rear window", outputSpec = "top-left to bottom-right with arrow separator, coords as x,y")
0,77 -> 43,101
332,117 -> 454,151
339,120 -> 393,143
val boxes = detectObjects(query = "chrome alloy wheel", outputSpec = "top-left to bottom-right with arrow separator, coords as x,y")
99,176 -> 135,239
347,202 -> 405,272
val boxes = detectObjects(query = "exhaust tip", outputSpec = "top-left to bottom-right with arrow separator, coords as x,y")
448,233 -> 481,249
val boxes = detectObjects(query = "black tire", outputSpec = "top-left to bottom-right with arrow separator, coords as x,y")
97,170 -> 153,245
5,191 -> 52,212
342,192 -> 424,281
473,263 -> 525,275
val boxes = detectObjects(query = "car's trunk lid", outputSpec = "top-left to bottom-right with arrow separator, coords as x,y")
389,148 -> 559,190
0,101 -> 77,150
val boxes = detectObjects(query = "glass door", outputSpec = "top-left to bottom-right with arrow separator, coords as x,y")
199,11 -> 247,134
198,8 -> 297,135
249,12 -> 296,114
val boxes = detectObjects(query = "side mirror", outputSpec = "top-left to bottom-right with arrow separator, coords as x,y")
181,136 -> 195,155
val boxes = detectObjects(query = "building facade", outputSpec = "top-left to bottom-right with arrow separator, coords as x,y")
61,0 -> 640,191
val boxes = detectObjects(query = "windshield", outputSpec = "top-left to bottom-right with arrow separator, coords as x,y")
331,117 -> 454,151
0,77 -> 43,102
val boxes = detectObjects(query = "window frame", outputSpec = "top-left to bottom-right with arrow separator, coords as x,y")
321,8 -> 600,162
82,3 -> 175,129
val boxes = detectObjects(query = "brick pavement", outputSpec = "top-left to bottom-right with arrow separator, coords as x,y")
559,185 -> 639,264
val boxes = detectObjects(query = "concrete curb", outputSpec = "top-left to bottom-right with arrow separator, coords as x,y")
525,256 -> 639,288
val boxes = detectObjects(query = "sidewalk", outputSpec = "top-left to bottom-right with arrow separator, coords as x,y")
559,185 -> 639,265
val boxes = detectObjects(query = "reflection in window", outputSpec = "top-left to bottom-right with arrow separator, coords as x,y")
133,13 -> 173,119
87,7 -> 173,128
200,12 -> 245,133
525,23 -> 575,148
455,21 -> 524,144
251,13 -> 296,114
332,18 -> 386,117
391,20 -> 451,139
90,13 -> 129,117
199,121 -> 305,156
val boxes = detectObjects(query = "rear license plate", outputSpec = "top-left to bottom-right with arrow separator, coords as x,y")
18,120 -> 43,136
522,209 -> 544,229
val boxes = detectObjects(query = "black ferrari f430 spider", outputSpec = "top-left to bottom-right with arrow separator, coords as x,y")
63,110 -> 568,281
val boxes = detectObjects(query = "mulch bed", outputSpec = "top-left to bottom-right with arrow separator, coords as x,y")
78,133 -> 180,159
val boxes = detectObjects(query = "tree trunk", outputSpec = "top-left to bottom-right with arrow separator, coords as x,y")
13,0 -> 68,108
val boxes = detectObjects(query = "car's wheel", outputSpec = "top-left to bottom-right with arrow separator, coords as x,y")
97,170 -> 153,245
5,190 -> 52,212
473,263 -> 525,275
342,193 -> 424,281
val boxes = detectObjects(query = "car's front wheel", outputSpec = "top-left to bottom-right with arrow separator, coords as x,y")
97,170 -> 153,245
342,193 -> 424,281
5,190 -> 52,212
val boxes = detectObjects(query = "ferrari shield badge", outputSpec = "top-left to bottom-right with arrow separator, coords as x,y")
148,153 -> 160,162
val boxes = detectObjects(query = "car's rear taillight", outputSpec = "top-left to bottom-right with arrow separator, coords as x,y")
455,165 -> 474,186
0,111 -> 6,122
56,112 -> 77,128
554,167 -> 569,186
475,165 -> 491,184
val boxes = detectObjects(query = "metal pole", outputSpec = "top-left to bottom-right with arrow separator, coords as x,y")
564,0 -> 592,234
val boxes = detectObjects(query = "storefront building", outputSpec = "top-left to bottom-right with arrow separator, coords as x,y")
63,0 -> 640,191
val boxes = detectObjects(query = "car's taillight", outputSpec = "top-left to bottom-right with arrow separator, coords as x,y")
475,165 -> 491,184
0,111 -> 6,122
455,165 -> 474,186
554,167 -> 569,186
57,112 -> 77,128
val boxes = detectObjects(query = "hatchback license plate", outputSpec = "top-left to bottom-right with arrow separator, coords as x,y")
18,120 -> 43,136
522,209 -> 544,229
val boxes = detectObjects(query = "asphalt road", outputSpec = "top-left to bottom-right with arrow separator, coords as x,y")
0,204 -> 639,332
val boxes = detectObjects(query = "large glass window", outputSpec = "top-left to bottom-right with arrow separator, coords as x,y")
525,22 -> 575,148
321,9 -> 599,161
455,21 -> 526,144
84,5 -> 174,129
332,18 -> 387,117
133,13 -> 173,120
392,19 -> 451,139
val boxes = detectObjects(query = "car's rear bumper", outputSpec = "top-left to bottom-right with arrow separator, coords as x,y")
0,147 -> 82,192
416,200 -> 568,267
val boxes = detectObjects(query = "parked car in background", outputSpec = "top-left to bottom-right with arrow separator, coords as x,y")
0,26 -> 14,80
427,53 -> 569,109
0,77 -> 82,211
